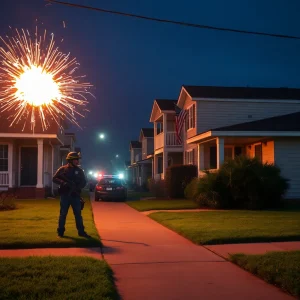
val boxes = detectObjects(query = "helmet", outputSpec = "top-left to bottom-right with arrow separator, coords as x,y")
66,152 -> 81,161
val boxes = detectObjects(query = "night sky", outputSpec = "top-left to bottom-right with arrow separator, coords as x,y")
1,0 -> 300,173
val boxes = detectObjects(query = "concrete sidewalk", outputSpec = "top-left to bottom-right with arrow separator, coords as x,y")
92,201 -> 294,299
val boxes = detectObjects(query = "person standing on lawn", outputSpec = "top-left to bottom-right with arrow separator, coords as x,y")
53,151 -> 90,238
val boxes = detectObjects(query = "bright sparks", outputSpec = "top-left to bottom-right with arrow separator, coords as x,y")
15,65 -> 61,106
0,27 -> 92,131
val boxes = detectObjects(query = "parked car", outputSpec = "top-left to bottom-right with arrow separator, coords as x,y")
95,177 -> 127,201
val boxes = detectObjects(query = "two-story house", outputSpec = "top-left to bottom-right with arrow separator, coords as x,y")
149,99 -> 184,180
178,85 -> 300,199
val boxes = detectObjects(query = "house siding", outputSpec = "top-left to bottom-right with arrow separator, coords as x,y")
274,138 -> 300,199
147,138 -> 154,156
142,139 -> 147,160
197,101 -> 300,134
182,95 -> 196,139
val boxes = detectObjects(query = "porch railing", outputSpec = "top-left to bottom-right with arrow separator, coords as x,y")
0,172 -> 9,186
166,132 -> 182,146
155,131 -> 183,150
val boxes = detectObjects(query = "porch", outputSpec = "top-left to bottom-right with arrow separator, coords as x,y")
153,151 -> 183,180
0,136 -> 63,198
192,136 -> 274,177
154,113 -> 183,150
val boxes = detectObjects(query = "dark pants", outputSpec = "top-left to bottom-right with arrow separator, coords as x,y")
57,194 -> 85,235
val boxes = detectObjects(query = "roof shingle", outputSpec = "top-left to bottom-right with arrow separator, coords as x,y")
213,111 -> 300,132
130,141 -> 142,148
183,85 -> 300,100
141,128 -> 154,138
155,99 -> 177,111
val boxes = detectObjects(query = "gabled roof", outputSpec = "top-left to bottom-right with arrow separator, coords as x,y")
150,99 -> 177,122
141,128 -> 154,138
213,111 -> 300,132
130,141 -> 141,149
155,99 -> 177,110
182,85 -> 300,100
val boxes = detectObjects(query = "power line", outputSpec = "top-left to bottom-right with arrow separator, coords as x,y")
47,0 -> 300,40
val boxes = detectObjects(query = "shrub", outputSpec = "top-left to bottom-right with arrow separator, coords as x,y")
148,178 -> 166,198
165,165 -> 197,198
219,156 -> 289,209
193,172 -> 230,208
184,156 -> 289,210
0,191 -> 16,211
184,177 -> 199,200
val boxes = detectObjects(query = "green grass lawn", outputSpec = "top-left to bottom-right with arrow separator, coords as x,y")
0,256 -> 119,300
148,210 -> 300,245
126,191 -> 155,201
126,199 -> 199,211
230,251 -> 300,298
0,196 -> 101,249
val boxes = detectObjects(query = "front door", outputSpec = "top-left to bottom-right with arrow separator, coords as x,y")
20,147 -> 37,186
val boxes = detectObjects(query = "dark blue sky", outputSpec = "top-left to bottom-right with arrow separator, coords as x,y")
1,0 -> 300,172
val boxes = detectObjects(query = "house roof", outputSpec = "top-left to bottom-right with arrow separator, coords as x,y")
183,85 -> 300,100
155,99 -> 177,111
130,141 -> 142,149
141,128 -> 154,138
212,111 -> 300,132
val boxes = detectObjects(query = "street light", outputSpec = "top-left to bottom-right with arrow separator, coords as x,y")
99,133 -> 105,139
115,154 -> 119,158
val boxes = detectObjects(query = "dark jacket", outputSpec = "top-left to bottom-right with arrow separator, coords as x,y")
53,164 -> 87,195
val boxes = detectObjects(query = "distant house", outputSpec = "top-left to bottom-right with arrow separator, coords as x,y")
128,141 -> 142,186
60,132 -> 76,165
0,117 -> 79,198
178,85 -> 300,199
128,128 -> 154,188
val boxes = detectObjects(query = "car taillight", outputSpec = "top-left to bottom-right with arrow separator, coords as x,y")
96,186 -> 103,191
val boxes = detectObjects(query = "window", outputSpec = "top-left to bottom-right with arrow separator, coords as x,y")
186,149 -> 195,165
209,146 -> 217,169
99,178 -> 122,185
254,144 -> 262,162
234,146 -> 243,157
186,104 -> 195,130
157,123 -> 163,134
0,145 -> 8,172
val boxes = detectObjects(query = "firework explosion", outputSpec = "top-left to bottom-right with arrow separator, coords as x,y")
0,27 -> 92,131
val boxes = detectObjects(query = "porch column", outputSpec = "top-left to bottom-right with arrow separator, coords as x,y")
36,139 -> 44,188
8,143 -> 13,188
153,154 -> 158,179
216,137 -> 224,169
163,113 -> 167,146
154,122 -> 157,154
197,143 -> 204,176
151,157 -> 154,179
162,150 -> 168,180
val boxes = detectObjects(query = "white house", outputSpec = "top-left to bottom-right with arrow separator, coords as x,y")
177,85 -> 300,199
0,116 -> 77,198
